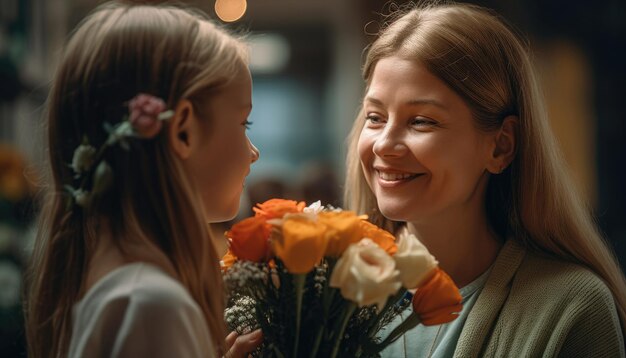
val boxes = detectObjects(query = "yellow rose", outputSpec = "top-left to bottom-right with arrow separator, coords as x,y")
272,216 -> 327,274
394,233 -> 438,288
329,239 -> 402,310
318,211 -> 362,257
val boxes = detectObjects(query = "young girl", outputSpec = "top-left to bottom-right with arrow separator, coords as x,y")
26,2 -> 261,357
346,3 -> 626,357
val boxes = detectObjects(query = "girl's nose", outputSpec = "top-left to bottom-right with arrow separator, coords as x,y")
250,141 -> 260,163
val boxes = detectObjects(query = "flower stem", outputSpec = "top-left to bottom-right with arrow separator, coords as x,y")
293,274 -> 306,357
367,288 -> 407,337
309,321 -> 326,358
370,312 -> 421,354
329,303 -> 356,358
272,345 -> 285,358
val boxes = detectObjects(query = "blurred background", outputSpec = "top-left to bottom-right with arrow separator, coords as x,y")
0,0 -> 625,354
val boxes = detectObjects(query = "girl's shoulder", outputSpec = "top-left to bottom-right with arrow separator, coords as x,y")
69,263 -> 213,357
75,262 -> 198,316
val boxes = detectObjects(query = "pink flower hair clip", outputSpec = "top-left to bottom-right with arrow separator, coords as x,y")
66,93 -> 174,207
128,93 -> 172,138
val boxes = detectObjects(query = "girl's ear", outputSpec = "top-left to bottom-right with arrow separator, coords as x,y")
167,99 -> 198,160
487,115 -> 518,174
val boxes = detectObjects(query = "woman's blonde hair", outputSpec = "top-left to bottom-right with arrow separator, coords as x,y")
345,2 -> 626,330
26,2 -> 247,356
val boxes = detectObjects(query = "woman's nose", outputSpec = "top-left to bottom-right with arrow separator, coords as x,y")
372,126 -> 407,158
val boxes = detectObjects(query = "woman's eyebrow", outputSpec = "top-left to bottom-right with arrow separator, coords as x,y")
365,96 -> 448,110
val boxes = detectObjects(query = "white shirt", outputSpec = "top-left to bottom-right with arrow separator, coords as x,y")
68,262 -> 215,357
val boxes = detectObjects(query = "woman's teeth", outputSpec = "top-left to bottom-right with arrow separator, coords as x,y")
378,171 -> 418,181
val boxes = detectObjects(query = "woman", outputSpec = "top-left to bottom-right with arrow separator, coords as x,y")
346,3 -> 626,356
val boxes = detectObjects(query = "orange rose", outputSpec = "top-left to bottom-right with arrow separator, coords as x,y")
226,216 -> 271,262
253,198 -> 306,220
318,211 -> 362,257
411,267 -> 462,325
359,220 -> 397,255
272,216 -> 327,274
220,249 -> 237,271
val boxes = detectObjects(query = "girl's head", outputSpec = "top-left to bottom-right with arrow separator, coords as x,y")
28,2 -> 257,355
51,2 -> 257,223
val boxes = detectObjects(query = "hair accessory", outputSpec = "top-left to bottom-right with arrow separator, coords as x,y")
65,93 -> 174,208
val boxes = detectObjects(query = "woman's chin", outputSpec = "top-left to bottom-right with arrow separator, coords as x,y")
377,202 -> 414,222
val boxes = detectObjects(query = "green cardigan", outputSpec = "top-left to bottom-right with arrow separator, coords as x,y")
454,240 -> 625,357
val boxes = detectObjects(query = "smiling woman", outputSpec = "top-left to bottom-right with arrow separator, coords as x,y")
345,2 -> 626,357
358,57 -> 512,233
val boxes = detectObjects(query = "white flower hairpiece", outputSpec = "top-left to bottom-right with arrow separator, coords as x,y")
65,93 -> 174,208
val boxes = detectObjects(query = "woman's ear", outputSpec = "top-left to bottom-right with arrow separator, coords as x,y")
167,99 -> 197,160
488,115 -> 518,174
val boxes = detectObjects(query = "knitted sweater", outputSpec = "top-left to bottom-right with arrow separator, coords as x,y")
454,239 -> 625,358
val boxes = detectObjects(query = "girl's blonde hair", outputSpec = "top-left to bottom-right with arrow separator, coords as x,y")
26,2 -> 247,356
345,2 -> 626,330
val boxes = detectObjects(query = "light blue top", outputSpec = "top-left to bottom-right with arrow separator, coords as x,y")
380,267 -> 492,358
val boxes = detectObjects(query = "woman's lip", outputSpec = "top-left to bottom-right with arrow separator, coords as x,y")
376,172 -> 423,188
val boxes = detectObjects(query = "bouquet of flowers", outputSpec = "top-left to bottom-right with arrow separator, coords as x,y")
222,199 -> 462,357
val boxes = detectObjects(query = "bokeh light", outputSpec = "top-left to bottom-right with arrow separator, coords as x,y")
215,0 -> 247,23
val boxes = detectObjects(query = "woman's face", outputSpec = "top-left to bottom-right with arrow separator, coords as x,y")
358,57 -> 494,225
186,64 -> 259,223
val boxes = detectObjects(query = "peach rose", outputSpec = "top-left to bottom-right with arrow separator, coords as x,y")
359,220 -> 397,255
226,216 -> 271,262
253,198 -> 306,220
411,267 -> 462,325
272,216 -> 327,274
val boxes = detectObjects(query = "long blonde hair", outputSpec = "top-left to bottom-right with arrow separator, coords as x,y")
26,2 -> 247,356
345,2 -> 626,330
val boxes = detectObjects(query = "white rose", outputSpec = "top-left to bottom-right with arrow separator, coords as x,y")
394,232 -> 438,289
303,200 -> 324,214
329,239 -> 401,310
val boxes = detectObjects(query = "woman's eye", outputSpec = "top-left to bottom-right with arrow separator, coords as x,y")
365,114 -> 384,124
243,120 -> 253,129
411,117 -> 436,127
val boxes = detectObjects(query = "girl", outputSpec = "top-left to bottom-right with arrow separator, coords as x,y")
346,2 -> 626,357
26,2 -> 261,357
